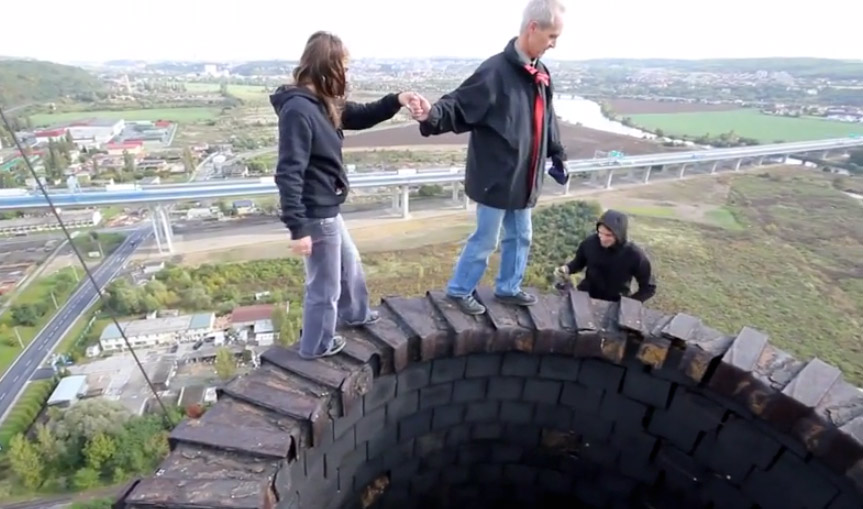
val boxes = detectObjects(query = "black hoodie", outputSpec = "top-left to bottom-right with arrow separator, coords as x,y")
270,86 -> 402,239
417,37 -> 567,210
565,209 -> 657,302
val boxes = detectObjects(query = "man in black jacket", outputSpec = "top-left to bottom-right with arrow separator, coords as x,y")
554,209 -> 657,303
412,0 -> 570,315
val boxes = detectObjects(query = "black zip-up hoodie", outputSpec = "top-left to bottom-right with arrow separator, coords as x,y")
565,209 -> 657,302
417,37 -> 567,210
270,85 -> 402,239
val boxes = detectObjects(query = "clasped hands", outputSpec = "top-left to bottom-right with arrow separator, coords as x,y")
397,92 -> 431,122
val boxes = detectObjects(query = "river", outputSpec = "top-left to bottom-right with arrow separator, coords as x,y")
553,95 -> 655,140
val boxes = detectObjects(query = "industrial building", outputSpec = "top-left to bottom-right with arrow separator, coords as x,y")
0,209 -> 102,235
67,118 -> 125,149
46,375 -> 88,408
99,312 -> 215,351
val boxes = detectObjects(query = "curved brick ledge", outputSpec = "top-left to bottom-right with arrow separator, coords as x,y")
113,288 -> 863,509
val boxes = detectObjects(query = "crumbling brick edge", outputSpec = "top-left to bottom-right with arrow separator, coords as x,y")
111,287 -> 863,508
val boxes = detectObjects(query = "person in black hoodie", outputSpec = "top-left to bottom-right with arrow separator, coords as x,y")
271,31 -> 426,359
554,209 -> 657,302
409,0 -> 570,316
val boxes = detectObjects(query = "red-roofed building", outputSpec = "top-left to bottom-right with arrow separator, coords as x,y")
34,128 -> 68,142
105,140 -> 144,156
230,304 -> 276,327
155,120 -> 171,128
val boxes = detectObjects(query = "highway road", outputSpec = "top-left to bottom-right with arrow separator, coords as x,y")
0,227 -> 151,422
3,136 -> 862,211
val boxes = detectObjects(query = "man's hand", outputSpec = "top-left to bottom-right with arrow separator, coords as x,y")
549,155 -> 569,185
398,92 -> 430,121
405,93 -> 431,121
553,265 -> 570,290
291,236 -> 312,257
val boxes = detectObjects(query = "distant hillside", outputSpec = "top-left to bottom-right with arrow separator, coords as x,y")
230,60 -> 298,76
568,57 -> 863,80
0,59 -> 104,107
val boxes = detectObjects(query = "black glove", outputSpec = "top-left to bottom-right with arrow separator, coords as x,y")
549,155 -> 569,185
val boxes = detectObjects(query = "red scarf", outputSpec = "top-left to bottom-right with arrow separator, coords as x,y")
524,64 -> 549,194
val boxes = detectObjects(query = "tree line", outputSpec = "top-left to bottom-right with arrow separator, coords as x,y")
2,399 -> 179,498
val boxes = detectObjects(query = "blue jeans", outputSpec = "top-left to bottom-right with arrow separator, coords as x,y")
446,204 -> 532,298
299,215 -> 372,358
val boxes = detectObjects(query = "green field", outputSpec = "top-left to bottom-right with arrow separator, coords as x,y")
184,82 -> 271,104
0,267 -> 80,376
30,107 -> 221,126
630,109 -> 863,142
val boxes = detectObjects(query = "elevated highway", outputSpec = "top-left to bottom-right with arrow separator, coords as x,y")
2,136 -> 861,253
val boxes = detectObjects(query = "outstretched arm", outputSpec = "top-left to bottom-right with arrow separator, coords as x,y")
274,110 -> 313,240
630,254 -> 657,302
419,66 -> 496,136
341,93 -> 403,131
565,241 -> 587,275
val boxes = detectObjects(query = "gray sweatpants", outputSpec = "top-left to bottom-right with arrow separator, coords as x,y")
299,215 -> 371,357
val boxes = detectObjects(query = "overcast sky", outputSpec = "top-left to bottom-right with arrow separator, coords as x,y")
4,0 -> 862,63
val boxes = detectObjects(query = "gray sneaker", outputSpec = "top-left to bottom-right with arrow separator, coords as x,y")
344,311 -> 380,328
494,291 -> 537,306
300,336 -> 347,360
319,336 -> 347,357
446,294 -> 486,315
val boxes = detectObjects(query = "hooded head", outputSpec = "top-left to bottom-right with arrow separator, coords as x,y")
596,209 -> 628,249
269,31 -> 349,127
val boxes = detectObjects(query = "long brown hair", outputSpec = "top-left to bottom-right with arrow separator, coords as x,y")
292,31 -> 348,128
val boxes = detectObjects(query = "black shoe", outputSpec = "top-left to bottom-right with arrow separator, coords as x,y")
446,294 -> 486,315
494,291 -> 537,306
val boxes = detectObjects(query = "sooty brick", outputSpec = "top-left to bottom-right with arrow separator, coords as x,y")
487,376 -> 524,401
522,379 -> 562,405
419,383 -> 453,409
432,404 -> 464,430
452,378 -> 487,403
397,363 -> 431,394
431,357 -> 467,384
501,352 -> 541,377
538,355 -> 581,382
465,354 -> 502,378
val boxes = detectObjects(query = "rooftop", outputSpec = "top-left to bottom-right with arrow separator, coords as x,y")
46,375 -> 87,406
100,312 -> 215,341
230,304 -> 274,324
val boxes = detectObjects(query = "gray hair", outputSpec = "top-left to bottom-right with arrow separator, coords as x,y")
520,0 -> 565,32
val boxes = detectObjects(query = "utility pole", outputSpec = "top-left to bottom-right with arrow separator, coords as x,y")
51,291 -> 59,310
13,327 -> 24,348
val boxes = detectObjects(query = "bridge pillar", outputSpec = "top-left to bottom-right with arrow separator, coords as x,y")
400,186 -> 410,219
604,170 -> 614,189
150,208 -> 164,253
451,183 -> 459,202
391,189 -> 400,211
757,156 -> 764,166
678,164 -> 687,179
822,150 -> 829,159
734,159 -> 742,171
563,178 -> 571,195
642,166 -> 651,184
710,161 -> 719,174
158,206 -> 174,254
